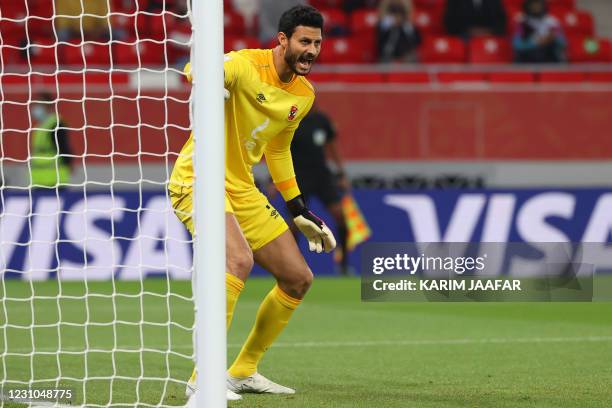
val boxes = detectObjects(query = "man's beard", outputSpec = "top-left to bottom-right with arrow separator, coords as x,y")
284,46 -> 314,76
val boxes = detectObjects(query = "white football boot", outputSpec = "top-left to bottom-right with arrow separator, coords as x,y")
227,372 -> 295,394
186,369 -> 242,401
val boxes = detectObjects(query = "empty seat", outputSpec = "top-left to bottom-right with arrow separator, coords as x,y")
350,9 -> 378,35
318,37 -> 364,63
567,37 -> 611,63
413,8 -> 444,36
419,36 -> 466,63
553,9 -> 594,37
469,37 -> 512,63
320,9 -> 349,36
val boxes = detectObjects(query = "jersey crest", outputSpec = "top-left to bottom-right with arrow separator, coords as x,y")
288,104 -> 298,121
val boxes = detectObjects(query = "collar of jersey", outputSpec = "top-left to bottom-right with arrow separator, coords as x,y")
268,48 -> 298,89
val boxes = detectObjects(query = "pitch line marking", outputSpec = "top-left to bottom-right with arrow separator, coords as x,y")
6,335 -> 612,355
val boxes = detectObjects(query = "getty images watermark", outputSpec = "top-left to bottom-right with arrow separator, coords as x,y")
361,243 -> 608,302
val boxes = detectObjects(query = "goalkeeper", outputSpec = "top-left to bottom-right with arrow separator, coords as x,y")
169,5 -> 333,401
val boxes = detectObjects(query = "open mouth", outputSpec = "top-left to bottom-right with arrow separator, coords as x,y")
297,55 -> 314,71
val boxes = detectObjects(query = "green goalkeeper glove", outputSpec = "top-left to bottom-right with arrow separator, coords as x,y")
287,195 -> 336,253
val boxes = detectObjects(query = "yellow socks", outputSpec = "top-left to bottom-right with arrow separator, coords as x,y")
189,273 -> 244,385
228,285 -> 301,378
226,273 -> 244,329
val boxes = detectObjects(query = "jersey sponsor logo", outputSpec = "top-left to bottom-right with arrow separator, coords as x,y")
288,104 -> 298,121
256,93 -> 267,104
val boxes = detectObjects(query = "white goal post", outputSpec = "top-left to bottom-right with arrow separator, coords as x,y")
0,0 -> 226,406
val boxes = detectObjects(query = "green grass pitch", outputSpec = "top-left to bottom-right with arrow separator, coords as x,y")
1,277 -> 612,407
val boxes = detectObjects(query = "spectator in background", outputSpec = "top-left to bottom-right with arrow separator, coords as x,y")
376,0 -> 420,62
513,0 -> 566,63
55,0 -> 110,41
444,0 -> 507,38
29,94 -> 73,189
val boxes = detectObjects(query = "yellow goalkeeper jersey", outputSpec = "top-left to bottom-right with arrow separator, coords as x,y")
170,48 -> 315,202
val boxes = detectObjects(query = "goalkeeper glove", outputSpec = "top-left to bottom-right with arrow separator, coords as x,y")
287,195 -> 336,254
224,88 -> 230,100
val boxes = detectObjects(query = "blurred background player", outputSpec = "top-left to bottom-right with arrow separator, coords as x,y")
513,0 -> 566,63
29,93 -> 72,190
286,103 -> 352,275
169,5 -> 335,401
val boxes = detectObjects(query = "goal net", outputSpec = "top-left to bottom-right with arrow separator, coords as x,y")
0,0 -> 196,405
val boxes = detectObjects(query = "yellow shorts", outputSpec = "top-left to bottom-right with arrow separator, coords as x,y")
169,186 -> 288,251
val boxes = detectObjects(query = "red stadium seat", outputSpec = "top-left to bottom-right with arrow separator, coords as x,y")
318,38 -> 364,63
419,36 -> 466,63
28,39 -> 57,65
224,11 -> 246,37
319,9 -> 348,35
413,8 -> 444,36
110,13 -> 137,39
489,72 -> 535,83
224,36 -> 260,53
567,37 -> 612,63
469,37 -> 512,63
1,0 -> 28,19
0,20 -> 27,46
553,9 -> 594,36
350,9 -> 378,35
386,72 -> 431,83
538,71 -> 586,82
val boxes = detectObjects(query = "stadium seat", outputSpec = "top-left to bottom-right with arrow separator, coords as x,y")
318,38 -> 364,63
488,72 -> 535,83
0,20 -> 26,47
350,9 -> 378,36
567,37 -> 612,63
110,13 -> 137,39
538,71 -> 586,82
419,36 -> 466,63
413,9 -> 444,36
225,36 -> 260,53
224,11 -> 246,37
27,39 -> 57,65
468,37 -> 512,63
553,9 -> 594,37
320,9 -> 349,36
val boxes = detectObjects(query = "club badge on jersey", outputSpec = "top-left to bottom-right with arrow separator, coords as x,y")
288,105 -> 298,121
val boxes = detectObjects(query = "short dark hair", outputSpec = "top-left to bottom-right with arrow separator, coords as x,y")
278,5 -> 324,38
